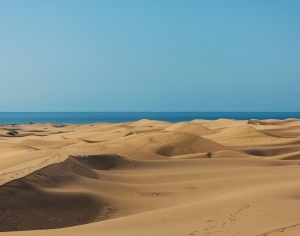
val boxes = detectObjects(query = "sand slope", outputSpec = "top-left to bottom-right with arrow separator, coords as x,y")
1,119 -> 300,235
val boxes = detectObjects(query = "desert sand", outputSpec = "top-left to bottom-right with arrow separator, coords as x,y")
0,118 -> 300,235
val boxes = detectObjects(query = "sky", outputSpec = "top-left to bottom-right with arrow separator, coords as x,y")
0,0 -> 299,112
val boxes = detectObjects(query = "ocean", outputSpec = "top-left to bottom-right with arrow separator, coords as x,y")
0,112 -> 300,125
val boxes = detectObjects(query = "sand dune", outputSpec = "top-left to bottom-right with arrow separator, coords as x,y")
129,119 -> 171,128
192,119 -> 246,132
266,150 -> 300,160
248,118 -> 300,127
0,156 -> 105,231
110,131 -> 228,156
1,119 -> 300,235
237,144 -> 300,157
251,124 -> 300,138
164,121 -> 216,136
205,124 -> 271,139
13,139 -> 76,150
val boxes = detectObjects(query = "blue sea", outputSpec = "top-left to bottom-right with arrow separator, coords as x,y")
0,112 -> 300,125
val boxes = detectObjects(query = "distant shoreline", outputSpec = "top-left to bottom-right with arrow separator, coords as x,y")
1,112 -> 300,125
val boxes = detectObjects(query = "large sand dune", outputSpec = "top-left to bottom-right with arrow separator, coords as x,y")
1,119 -> 300,235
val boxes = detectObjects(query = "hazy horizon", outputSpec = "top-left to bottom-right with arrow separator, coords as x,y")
1,1 -> 299,112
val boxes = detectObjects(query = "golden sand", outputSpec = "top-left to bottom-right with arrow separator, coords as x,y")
1,119 -> 300,235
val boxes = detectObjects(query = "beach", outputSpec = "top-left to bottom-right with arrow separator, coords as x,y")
0,118 -> 300,235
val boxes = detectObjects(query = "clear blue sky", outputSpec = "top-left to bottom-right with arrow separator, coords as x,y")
1,0 -> 299,111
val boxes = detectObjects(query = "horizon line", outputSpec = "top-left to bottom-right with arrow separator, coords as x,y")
1,111 -> 300,113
